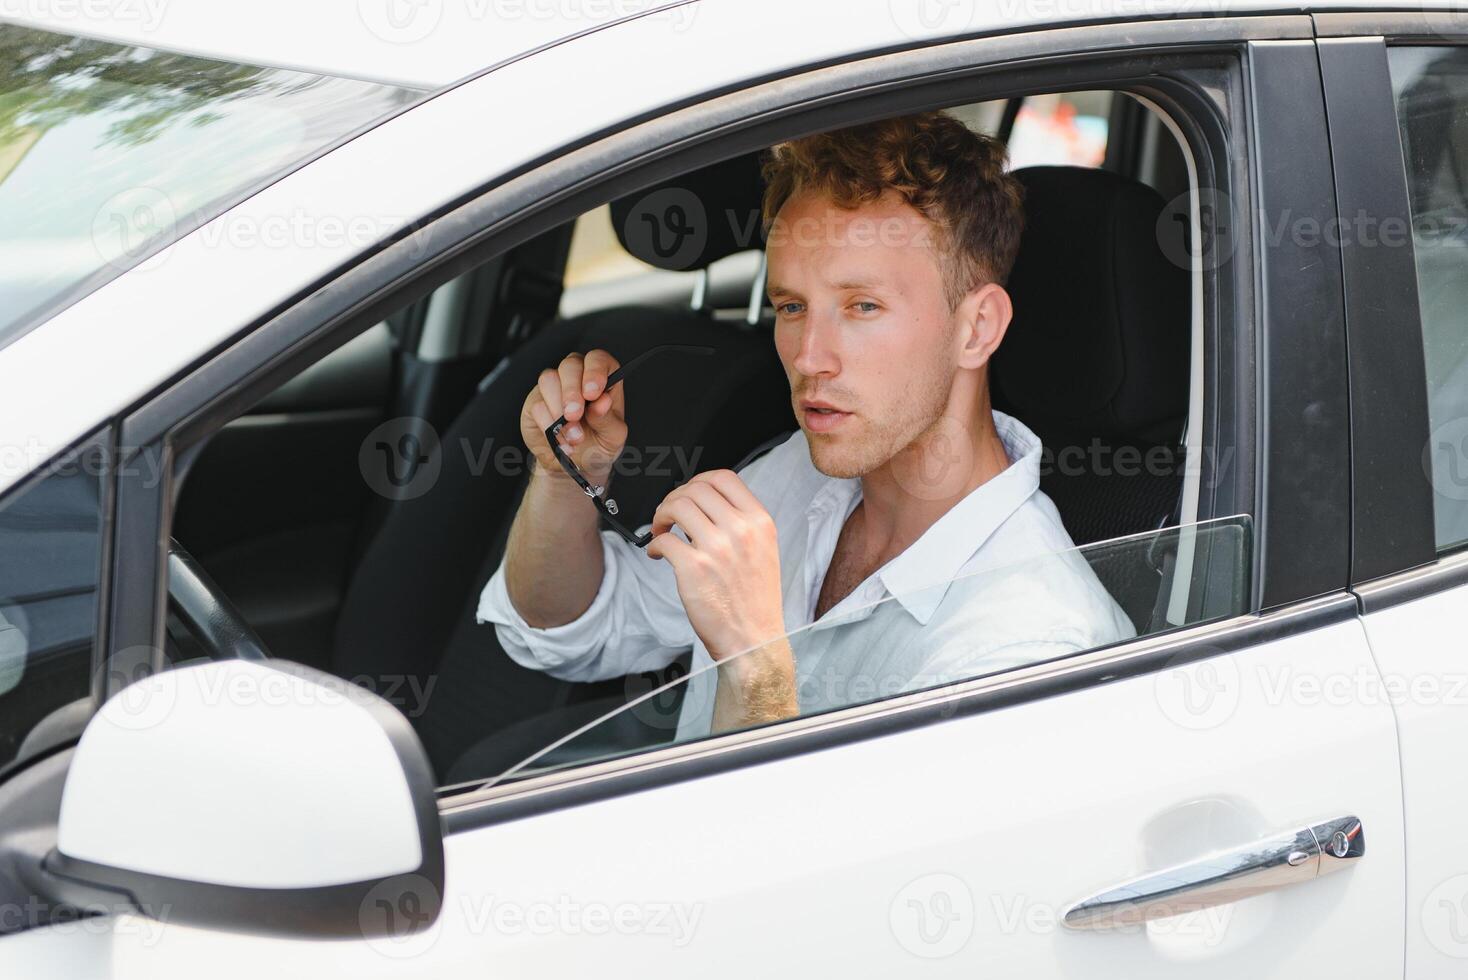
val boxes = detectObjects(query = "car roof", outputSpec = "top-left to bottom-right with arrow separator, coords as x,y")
0,0 -> 696,90
3,0 -> 1437,91
0,0 -> 1458,498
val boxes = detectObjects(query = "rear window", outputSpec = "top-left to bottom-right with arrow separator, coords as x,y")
0,23 -> 420,347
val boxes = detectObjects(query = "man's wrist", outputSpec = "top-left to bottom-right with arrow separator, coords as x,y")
530,457 -> 612,499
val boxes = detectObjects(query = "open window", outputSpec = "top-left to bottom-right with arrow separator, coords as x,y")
158,68 -> 1245,795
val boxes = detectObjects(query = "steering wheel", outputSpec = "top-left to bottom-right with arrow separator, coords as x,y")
166,538 -> 271,662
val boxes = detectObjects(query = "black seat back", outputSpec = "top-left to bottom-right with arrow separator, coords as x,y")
332,153 -> 788,776
996,166 -> 1191,627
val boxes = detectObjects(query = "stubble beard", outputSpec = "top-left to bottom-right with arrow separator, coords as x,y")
803,356 -> 957,480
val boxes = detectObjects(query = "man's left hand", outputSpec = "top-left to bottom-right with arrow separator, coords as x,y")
646,470 -> 786,660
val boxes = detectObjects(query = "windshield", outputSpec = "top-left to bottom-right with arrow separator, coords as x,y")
448,515 -> 1252,796
0,23 -> 421,348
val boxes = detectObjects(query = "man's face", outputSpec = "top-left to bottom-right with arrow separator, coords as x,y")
766,189 -> 961,479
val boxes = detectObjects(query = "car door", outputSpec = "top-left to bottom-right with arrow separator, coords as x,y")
1315,16 -> 1468,978
16,13 -> 1406,980
383,27 -> 1409,977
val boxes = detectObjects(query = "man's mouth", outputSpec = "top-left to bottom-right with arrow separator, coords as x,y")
800,400 -> 853,433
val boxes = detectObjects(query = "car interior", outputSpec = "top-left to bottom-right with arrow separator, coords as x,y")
155,89 -> 1205,785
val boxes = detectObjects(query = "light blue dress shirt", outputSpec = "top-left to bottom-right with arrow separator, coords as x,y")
478,410 -> 1135,742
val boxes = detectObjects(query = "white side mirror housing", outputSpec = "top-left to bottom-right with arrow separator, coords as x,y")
49,659 -> 443,937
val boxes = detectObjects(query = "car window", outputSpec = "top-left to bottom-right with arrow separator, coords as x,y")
559,92 -> 1116,317
0,440 -> 105,772
1389,46 -> 1468,551
1004,91 -> 1113,169
0,23 -> 420,348
564,204 -> 659,289
452,516 -> 1251,792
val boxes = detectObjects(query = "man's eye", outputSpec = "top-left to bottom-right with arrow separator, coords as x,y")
853,301 -> 880,313
776,302 -> 804,315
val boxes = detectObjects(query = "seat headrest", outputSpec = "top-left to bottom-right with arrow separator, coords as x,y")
995,166 -> 1190,446
610,151 -> 766,271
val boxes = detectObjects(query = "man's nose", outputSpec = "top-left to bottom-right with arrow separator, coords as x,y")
791,311 -> 840,377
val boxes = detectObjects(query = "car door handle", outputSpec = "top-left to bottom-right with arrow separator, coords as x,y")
1062,815 -> 1364,930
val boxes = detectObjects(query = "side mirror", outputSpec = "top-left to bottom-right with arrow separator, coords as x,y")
46,659 -> 443,938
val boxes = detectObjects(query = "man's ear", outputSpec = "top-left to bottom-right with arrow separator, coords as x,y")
955,282 -> 1013,370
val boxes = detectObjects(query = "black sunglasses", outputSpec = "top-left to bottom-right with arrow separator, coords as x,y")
545,344 -> 715,547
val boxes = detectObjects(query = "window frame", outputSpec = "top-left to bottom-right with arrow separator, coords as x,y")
94,16 -> 1350,823
0,425 -> 114,780
1313,14 -> 1468,609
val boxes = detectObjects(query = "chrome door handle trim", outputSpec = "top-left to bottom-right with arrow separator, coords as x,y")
1062,815 -> 1364,930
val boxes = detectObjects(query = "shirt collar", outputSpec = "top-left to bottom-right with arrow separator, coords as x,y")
875,409 -> 1044,626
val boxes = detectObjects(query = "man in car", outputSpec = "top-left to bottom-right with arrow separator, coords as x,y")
477,110 -> 1134,739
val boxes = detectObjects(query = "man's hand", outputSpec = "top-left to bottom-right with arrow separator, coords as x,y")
646,470 -> 798,731
520,349 -> 628,486
647,470 -> 785,658
505,349 -> 628,628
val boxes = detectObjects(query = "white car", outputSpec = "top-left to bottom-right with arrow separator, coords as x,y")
0,0 -> 1466,975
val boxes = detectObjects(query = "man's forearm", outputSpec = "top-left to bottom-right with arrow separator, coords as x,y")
711,639 -> 798,733
503,463 -> 609,628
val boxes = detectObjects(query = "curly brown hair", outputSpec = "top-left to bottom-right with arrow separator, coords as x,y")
760,110 -> 1024,311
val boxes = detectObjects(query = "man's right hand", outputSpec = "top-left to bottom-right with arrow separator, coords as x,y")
521,349 -> 628,486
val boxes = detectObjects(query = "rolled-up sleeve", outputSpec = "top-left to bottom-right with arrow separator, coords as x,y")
475,527 -> 694,683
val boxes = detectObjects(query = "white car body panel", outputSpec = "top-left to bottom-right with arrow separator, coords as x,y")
0,0 -> 1412,496
75,619 -> 1403,977
1358,584 -> 1468,973
0,0 -> 696,89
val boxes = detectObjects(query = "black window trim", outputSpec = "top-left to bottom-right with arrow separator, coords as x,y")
96,15 -> 1344,821
1313,18 -> 1468,612
1317,34 -> 1436,588
0,425 -> 114,782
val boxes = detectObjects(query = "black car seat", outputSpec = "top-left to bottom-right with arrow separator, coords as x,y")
995,165 -> 1192,629
330,151 -> 792,780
